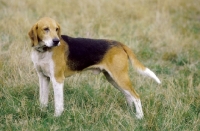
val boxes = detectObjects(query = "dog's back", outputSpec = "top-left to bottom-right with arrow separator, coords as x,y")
61,35 -> 119,71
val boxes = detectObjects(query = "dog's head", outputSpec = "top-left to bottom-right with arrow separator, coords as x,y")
28,17 -> 61,50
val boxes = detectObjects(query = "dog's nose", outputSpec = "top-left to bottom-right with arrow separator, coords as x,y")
53,38 -> 60,46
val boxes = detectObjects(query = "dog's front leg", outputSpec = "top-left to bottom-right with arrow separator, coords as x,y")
38,73 -> 50,108
52,79 -> 64,116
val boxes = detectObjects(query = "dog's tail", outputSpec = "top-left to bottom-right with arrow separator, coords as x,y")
121,44 -> 161,84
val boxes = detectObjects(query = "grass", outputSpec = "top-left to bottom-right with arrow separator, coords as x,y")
0,0 -> 200,130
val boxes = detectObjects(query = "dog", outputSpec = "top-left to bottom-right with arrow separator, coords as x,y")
28,17 -> 161,119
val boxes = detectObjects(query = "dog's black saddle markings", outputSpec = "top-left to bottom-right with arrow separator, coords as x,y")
61,35 -> 118,71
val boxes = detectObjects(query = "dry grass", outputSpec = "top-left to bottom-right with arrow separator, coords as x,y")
0,0 -> 200,130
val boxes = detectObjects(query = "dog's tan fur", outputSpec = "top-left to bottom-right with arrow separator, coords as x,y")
28,17 -> 161,119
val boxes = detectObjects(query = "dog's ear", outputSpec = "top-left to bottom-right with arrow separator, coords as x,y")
28,24 -> 38,47
56,22 -> 61,39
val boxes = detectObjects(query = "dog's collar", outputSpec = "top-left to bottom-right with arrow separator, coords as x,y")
34,46 -> 51,53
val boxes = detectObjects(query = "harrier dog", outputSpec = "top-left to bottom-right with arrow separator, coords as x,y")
28,17 -> 161,119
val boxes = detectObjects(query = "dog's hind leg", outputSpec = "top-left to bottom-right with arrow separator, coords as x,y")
103,71 -> 144,119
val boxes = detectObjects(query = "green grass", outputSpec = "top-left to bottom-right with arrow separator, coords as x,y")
0,0 -> 200,130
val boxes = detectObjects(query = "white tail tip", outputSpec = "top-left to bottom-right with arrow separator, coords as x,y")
143,68 -> 161,84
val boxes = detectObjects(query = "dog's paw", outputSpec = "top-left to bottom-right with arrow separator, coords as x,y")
54,108 -> 64,117
40,103 -> 48,111
136,113 -> 144,119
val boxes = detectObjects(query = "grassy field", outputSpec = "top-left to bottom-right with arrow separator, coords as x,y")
0,0 -> 200,130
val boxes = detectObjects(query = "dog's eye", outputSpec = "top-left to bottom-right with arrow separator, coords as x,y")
56,28 -> 59,32
44,27 -> 49,31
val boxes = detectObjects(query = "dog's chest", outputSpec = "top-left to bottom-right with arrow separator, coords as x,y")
31,50 -> 53,77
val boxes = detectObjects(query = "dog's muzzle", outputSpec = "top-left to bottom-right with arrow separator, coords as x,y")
53,38 -> 60,46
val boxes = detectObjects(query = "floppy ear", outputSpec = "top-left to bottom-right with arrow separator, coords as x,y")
28,24 -> 38,47
57,22 -> 61,38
